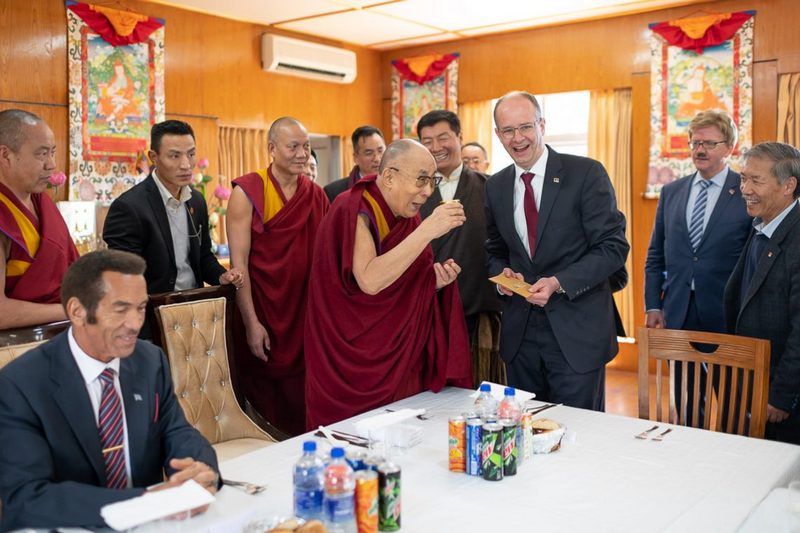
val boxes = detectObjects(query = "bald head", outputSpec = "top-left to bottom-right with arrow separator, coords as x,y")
379,139 -> 434,174
268,116 -> 306,144
0,109 -> 43,152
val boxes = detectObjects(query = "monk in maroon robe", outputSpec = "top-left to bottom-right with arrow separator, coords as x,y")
227,117 -> 328,436
0,110 -> 78,329
305,139 -> 472,428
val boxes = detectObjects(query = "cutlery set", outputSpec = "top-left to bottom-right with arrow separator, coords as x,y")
635,425 -> 673,441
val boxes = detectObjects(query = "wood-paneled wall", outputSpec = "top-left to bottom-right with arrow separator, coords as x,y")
380,0 -> 800,370
0,0 -> 383,193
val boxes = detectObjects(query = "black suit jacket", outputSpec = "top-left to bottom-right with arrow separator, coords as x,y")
724,203 -> 800,412
0,332 -> 218,531
103,174 -> 226,294
485,146 -> 630,372
324,177 -> 351,205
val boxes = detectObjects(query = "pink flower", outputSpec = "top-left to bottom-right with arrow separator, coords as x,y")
214,185 -> 232,201
197,158 -> 210,170
48,172 -> 67,187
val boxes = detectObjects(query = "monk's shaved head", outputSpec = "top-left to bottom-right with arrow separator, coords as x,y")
268,116 -> 306,143
379,139 -> 434,174
0,109 -> 42,152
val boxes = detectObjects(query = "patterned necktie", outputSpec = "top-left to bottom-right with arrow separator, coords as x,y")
521,172 -> 539,258
740,232 -> 770,305
689,179 -> 712,251
98,368 -> 128,489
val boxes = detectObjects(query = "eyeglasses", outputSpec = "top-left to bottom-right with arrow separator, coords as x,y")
388,167 -> 442,188
498,119 -> 541,140
688,140 -> 727,151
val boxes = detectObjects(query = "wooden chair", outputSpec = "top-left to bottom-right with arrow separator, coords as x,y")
155,295 -> 277,461
637,327 -> 770,438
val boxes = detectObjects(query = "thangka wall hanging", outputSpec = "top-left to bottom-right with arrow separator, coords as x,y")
391,53 -> 459,140
66,1 -> 165,205
647,11 -> 754,197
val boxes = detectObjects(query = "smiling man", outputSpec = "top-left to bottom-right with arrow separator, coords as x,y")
485,91 -> 628,411
227,116 -> 329,436
0,250 -> 219,531
305,139 -> 472,427
417,110 -> 502,386
724,142 -> 800,444
103,120 -> 243,337
324,125 -> 386,204
0,109 -> 78,329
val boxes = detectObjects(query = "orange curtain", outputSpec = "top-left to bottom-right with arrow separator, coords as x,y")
588,88 -> 634,339
778,73 -> 800,146
458,100 -> 493,166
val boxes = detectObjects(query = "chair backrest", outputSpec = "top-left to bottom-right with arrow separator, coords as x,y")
0,340 -> 46,370
637,327 -> 770,438
156,297 -> 275,446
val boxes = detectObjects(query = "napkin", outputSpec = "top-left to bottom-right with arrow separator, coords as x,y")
100,479 -> 215,531
469,381 -> 536,403
354,408 -> 425,446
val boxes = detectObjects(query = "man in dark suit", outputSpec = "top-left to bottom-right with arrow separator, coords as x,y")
724,142 -> 800,444
417,110 -> 502,386
645,111 -> 751,423
324,125 -> 385,204
485,91 -> 629,410
0,250 -> 219,531
103,120 -> 243,302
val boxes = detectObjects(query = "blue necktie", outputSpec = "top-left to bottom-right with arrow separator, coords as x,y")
689,179 -> 712,251
740,233 -> 769,305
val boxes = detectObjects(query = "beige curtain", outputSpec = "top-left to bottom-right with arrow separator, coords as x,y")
588,88 -> 634,339
341,135 -> 355,178
459,100 -> 493,164
778,73 -> 800,145
217,125 -> 269,244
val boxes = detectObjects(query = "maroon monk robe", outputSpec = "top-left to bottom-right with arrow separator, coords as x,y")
0,182 -> 78,303
304,176 -> 472,429
233,169 -> 328,436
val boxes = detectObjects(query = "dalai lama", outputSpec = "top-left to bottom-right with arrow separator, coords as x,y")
305,139 -> 472,428
0,109 -> 78,329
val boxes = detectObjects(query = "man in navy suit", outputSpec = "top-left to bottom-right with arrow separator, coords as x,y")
485,91 -> 629,410
0,250 -> 219,531
645,111 -> 751,423
724,142 -> 800,444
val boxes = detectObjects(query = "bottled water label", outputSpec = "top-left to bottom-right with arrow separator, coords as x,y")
294,488 -> 323,518
325,494 -> 355,523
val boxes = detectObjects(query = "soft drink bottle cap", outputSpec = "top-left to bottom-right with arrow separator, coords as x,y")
504,387 -> 516,396
479,383 -> 491,392
303,441 -> 317,452
331,447 -> 345,458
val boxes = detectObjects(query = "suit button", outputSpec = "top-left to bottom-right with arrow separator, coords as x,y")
169,278 -> 176,284
693,257 -> 698,262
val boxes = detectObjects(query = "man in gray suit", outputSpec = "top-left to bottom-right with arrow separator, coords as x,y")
0,250 -> 219,531
724,142 -> 800,444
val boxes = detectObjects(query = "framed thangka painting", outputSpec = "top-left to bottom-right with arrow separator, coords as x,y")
66,1 -> 165,204
391,54 -> 459,140
647,11 -> 754,197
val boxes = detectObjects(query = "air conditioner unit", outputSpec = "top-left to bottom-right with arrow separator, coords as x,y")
261,34 -> 357,84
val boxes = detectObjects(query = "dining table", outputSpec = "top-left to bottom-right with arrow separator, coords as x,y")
131,386 -> 800,532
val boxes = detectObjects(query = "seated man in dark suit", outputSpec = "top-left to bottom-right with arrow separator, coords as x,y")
0,250 -> 220,531
103,120 -> 243,307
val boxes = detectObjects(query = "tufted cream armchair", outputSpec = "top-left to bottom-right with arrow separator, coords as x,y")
156,297 -> 276,462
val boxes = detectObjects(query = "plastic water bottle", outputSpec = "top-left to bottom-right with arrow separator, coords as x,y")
498,386 -> 522,422
293,441 -> 325,521
474,383 -> 498,418
323,447 -> 356,533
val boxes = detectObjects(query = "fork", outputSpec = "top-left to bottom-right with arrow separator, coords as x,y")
384,408 -> 432,420
223,479 -> 267,495
652,428 -> 672,441
634,425 -> 659,439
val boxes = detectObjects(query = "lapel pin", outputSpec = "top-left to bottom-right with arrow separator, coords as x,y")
768,251 -> 774,258
728,188 -> 736,195
133,393 -> 143,401
553,177 -> 560,183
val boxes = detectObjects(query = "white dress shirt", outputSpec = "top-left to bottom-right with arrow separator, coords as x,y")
153,171 -> 196,291
754,199 -> 799,238
68,327 -> 132,487
513,149 -> 549,258
437,163 -> 463,202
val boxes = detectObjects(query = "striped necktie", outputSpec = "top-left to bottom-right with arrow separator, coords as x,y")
689,179 -> 712,251
98,368 -> 128,489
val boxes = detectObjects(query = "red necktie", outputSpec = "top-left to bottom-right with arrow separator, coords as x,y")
98,368 -> 128,489
521,172 -> 539,258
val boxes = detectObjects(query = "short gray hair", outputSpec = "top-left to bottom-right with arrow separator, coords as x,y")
268,116 -> 305,144
379,139 -> 425,174
0,109 -> 42,152
744,142 -> 800,199
493,91 -> 542,124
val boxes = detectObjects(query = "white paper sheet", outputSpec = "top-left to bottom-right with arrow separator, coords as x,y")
100,480 -> 215,531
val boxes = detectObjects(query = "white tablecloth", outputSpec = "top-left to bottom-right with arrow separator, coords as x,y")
137,387 -> 800,532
